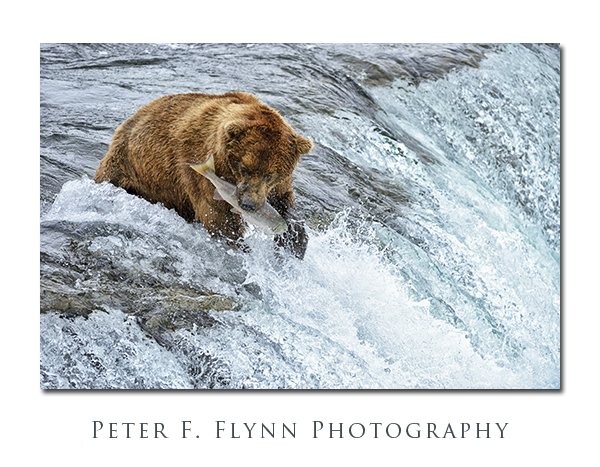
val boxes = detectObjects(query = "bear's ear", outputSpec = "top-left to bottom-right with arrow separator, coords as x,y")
295,135 -> 313,156
224,120 -> 246,140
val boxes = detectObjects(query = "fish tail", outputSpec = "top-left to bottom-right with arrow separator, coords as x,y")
190,154 -> 215,175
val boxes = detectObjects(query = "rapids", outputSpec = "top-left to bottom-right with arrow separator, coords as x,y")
40,43 -> 560,389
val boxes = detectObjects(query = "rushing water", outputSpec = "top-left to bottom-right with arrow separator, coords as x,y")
40,43 -> 560,389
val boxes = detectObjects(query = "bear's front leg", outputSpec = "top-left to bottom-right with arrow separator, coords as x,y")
275,206 -> 308,260
269,189 -> 308,260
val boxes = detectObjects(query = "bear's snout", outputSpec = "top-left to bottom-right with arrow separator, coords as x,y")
237,180 -> 268,213
239,195 -> 260,212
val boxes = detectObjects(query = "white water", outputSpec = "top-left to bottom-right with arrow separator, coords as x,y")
41,171 -> 558,389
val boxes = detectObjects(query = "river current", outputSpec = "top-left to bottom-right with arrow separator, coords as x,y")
40,43 -> 560,389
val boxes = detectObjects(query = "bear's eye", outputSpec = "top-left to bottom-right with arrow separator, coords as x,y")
239,166 -> 250,176
264,173 -> 275,182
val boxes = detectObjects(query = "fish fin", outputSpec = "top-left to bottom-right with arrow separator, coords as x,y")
189,153 -> 215,175
213,189 -> 224,201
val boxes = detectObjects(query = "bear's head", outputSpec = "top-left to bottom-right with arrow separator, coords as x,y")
222,113 -> 313,213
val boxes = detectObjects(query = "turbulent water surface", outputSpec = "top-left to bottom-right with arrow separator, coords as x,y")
40,43 -> 560,389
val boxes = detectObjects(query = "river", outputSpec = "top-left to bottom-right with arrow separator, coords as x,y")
40,43 -> 560,389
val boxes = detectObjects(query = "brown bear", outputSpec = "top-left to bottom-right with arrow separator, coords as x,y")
94,92 -> 312,259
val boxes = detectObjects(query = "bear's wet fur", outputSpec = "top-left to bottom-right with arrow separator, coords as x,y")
94,92 -> 312,259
